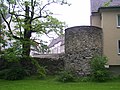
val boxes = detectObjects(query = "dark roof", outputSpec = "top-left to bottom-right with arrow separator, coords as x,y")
48,35 -> 64,48
91,0 -> 120,12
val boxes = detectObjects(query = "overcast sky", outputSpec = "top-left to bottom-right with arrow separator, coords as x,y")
49,0 -> 90,27
37,0 -> 91,43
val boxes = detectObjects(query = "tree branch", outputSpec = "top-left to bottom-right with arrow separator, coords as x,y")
44,32 -> 54,39
14,15 -> 22,38
17,0 -> 26,12
0,10 -> 23,40
8,4 -> 15,25
30,0 -> 35,20
32,1 -> 55,21
32,15 -> 49,21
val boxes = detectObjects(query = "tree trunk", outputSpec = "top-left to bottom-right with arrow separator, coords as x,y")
0,16 -> 2,53
22,31 -> 31,56
22,2 -> 31,57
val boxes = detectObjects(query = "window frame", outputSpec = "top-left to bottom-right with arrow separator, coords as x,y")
117,14 -> 120,27
117,40 -> 120,54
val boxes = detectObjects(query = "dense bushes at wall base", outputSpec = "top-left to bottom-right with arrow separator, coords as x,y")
57,70 -> 77,82
5,67 -> 26,80
90,56 -> 110,82
0,69 -> 9,79
20,57 -> 38,76
78,76 -> 92,82
0,65 -> 26,80
0,56 -> 46,80
91,69 -> 109,82
19,57 -> 46,80
36,66 -> 46,79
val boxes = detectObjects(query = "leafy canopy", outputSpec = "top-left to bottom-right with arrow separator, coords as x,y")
0,0 -> 69,55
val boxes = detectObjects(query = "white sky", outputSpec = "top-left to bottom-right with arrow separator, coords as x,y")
35,0 -> 91,43
49,0 -> 91,27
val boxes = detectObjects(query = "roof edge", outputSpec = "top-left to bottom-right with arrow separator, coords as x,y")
98,6 -> 120,12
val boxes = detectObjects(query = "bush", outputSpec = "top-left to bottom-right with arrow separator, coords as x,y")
57,70 -> 76,82
20,56 -> 46,79
4,66 -> 26,80
36,66 -> 46,79
90,55 -> 110,82
0,69 -> 10,79
0,58 -> 46,80
79,76 -> 91,82
0,65 -> 26,80
1,51 -> 47,80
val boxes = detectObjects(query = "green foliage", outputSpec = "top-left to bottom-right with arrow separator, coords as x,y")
30,39 -> 50,54
0,1 -> 8,16
78,76 -> 91,82
91,56 -> 108,70
4,67 -> 26,80
0,0 -> 69,56
90,55 -> 110,82
30,57 -> 46,79
0,50 -> 46,80
0,62 -> 26,80
0,57 -> 47,80
0,25 -> 7,51
20,56 -> 46,79
0,56 -> 27,80
57,70 -> 76,82
32,16 -> 66,36
0,69 -> 10,79
36,66 -> 46,79
1,41 -> 22,62
41,16 -> 67,35
3,49 -> 20,62
0,0 -> 68,80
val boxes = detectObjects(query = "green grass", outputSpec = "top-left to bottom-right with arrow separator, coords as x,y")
0,77 -> 120,90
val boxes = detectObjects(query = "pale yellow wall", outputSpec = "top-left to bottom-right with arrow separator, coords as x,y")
101,11 -> 120,65
91,14 -> 101,27
91,10 -> 120,65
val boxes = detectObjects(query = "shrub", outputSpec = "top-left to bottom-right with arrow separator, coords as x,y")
36,66 -> 46,79
79,76 -> 91,82
0,65 -> 26,80
20,56 -> 46,79
90,55 -> 110,82
4,66 -> 26,80
57,70 -> 76,82
1,51 -> 47,80
0,69 -> 10,79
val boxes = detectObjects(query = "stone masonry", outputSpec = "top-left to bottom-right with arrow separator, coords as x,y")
64,26 -> 103,76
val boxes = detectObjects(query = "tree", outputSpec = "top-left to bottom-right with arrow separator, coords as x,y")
0,0 -> 69,56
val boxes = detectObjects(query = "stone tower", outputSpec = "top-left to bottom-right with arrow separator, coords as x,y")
64,26 -> 103,76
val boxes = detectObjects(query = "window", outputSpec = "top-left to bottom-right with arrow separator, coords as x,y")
117,15 -> 120,27
118,40 -> 120,54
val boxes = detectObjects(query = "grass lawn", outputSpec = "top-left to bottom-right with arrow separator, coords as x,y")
0,77 -> 120,90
